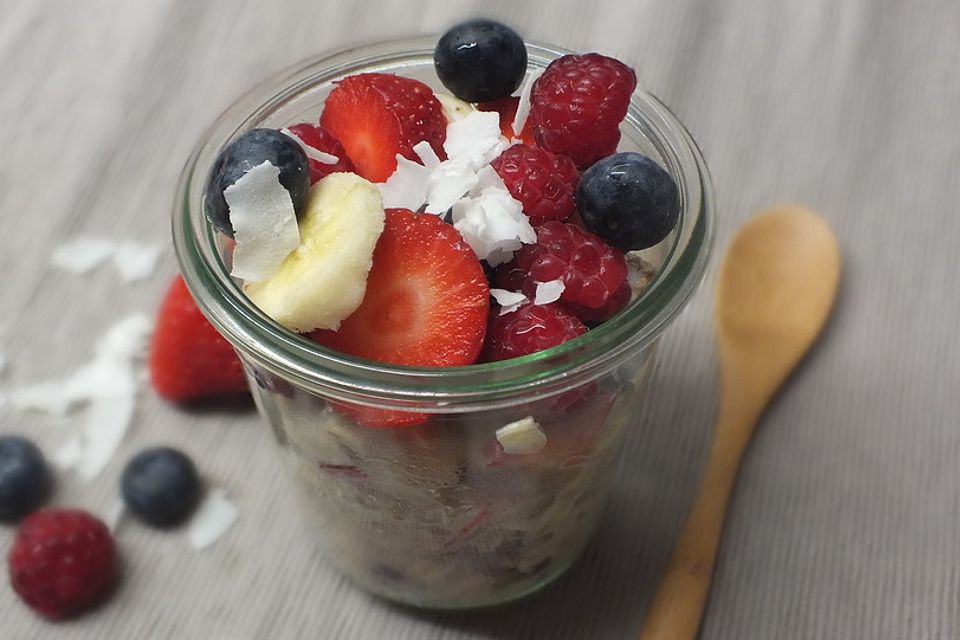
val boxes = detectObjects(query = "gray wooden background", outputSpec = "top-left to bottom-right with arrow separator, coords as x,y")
2,0 -> 959,638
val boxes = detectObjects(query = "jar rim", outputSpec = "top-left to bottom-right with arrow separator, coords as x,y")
173,37 -> 714,409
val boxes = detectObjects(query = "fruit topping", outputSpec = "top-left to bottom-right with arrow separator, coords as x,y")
8,509 -> 118,619
529,53 -> 637,167
483,302 -> 587,361
121,447 -> 201,526
244,172 -> 385,332
283,123 -> 356,183
0,436 -> 50,521
205,128 -> 310,236
576,151 -> 681,251
494,221 -> 628,317
434,19 -> 527,102
450,169 -> 537,266
490,143 -> 580,226
310,208 -> 489,367
477,96 -> 535,144
149,275 -> 249,402
320,73 -> 446,182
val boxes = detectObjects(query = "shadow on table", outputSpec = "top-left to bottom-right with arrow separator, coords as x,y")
396,363 -> 717,640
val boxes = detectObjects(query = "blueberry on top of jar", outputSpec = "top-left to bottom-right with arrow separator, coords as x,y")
575,152 -> 681,251
204,128 -> 310,237
434,19 -> 527,102
121,447 -> 202,526
0,435 -> 50,521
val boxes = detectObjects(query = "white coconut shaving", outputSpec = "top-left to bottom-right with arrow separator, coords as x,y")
452,186 -> 536,266
280,127 -> 339,164
50,238 -> 116,274
513,68 -> 543,138
413,140 -> 442,170
379,154 -> 432,210
106,498 -> 126,533
226,161 -> 300,283
534,279 -> 565,305
490,289 -> 528,315
188,489 -> 239,550
424,157 -> 478,215
436,93 -> 476,122
444,110 -> 510,170
112,242 -> 162,282
496,416 -> 547,455
7,314 -> 151,478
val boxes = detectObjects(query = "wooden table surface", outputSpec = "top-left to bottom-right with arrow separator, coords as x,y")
2,1 -> 959,638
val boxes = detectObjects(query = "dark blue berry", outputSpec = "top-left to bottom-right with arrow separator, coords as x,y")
434,19 -> 527,102
204,128 -> 310,237
121,447 -> 201,526
0,436 -> 49,521
575,152 -> 680,251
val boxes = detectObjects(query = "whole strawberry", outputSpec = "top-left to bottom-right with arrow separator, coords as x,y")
149,275 -> 249,401
8,509 -> 118,619
491,144 -> 579,226
529,53 -> 637,168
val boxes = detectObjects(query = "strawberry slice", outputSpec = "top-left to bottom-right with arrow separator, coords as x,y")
478,97 -> 535,144
149,275 -> 249,401
320,73 -> 447,182
285,122 -> 355,183
311,208 -> 489,366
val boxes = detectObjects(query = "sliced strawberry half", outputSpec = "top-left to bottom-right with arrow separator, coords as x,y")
320,73 -> 447,182
285,122 -> 355,183
478,97 -> 535,144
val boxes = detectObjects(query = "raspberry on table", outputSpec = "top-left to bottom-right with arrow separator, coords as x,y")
491,144 -> 580,226
494,221 -> 629,317
529,53 -> 637,168
8,509 -> 118,619
483,303 -> 587,361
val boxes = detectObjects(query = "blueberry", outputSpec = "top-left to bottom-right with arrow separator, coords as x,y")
121,447 -> 201,526
434,19 -> 527,102
0,436 -> 50,521
575,152 -> 680,251
204,128 -> 310,237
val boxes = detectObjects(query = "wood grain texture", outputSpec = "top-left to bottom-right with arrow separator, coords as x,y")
1,1 -> 959,638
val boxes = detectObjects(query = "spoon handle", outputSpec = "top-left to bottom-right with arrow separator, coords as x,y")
637,388 -> 764,640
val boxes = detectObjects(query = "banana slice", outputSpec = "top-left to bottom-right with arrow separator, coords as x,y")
245,172 -> 385,332
436,93 -> 476,122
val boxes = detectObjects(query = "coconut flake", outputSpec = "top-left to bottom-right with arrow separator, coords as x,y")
513,68 -> 543,138
281,127 -> 339,164
496,416 -> 547,454
491,289 -> 527,315
226,161 -> 300,283
50,238 -> 115,274
413,141 -> 442,170
425,157 -> 478,215
534,279 -> 565,305
452,187 -> 536,266
443,110 -> 510,170
471,165 -> 508,196
188,489 -> 239,550
436,93 -> 476,122
106,498 -> 126,533
112,242 -> 162,282
378,154 -> 432,210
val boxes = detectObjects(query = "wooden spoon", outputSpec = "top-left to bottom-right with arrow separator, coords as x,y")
638,204 -> 841,640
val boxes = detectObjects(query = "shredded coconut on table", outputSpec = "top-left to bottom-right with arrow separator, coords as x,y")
50,237 -> 162,281
188,489 -> 239,550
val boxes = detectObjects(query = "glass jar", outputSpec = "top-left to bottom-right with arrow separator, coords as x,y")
173,37 -> 713,609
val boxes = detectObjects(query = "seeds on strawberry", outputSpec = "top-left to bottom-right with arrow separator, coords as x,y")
149,275 -> 249,402
529,53 -> 637,167
490,143 -> 579,226
320,73 -> 447,183
8,509 -> 118,619
483,303 -> 587,362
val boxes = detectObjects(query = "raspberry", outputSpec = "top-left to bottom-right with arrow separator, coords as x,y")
8,509 -> 118,619
285,123 -> 356,183
529,53 -> 637,167
495,221 -> 628,315
483,303 -> 587,362
563,281 -> 632,325
490,144 -> 580,226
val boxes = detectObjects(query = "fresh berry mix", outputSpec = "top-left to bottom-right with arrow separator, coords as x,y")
529,53 -> 637,167
285,122 -> 356,183
477,97 -> 535,143
576,151 -> 681,251
321,73 -> 447,182
205,128 -> 310,236
0,436 -> 49,521
121,447 -> 201,526
434,19 -> 527,102
149,275 -> 249,401
495,221 -> 629,319
491,144 -> 579,226
483,303 -> 587,361
8,509 -> 117,619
